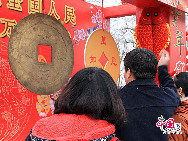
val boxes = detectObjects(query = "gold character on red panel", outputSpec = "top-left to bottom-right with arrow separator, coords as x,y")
48,0 -> 60,20
28,0 -> 42,14
174,30 -> 185,57
64,5 -> 76,25
0,18 -> 17,38
172,9 -> 182,29
7,0 -> 23,12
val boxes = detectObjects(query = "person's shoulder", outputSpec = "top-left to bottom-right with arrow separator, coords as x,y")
119,84 -> 126,91
33,115 -> 55,128
161,87 -> 179,100
173,113 -> 184,123
160,87 -> 180,102
31,114 -> 68,138
33,114 -> 67,131
174,104 -> 188,121
119,85 -> 129,97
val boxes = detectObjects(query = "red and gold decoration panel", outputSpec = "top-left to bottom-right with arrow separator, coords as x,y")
134,7 -> 171,60
0,0 -> 110,140
85,29 -> 120,83
134,4 -> 187,75
124,0 -> 187,74
169,7 -> 186,75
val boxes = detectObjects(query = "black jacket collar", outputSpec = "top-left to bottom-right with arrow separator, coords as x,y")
126,79 -> 158,87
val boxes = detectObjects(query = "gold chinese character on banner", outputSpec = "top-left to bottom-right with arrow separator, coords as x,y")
7,0 -> 23,12
64,5 -> 76,25
48,0 -> 60,20
0,18 -> 17,38
0,0 -> 2,7
174,30 -> 185,57
172,9 -> 182,29
28,0 -> 42,14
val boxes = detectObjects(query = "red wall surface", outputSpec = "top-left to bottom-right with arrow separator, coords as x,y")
0,0 -> 109,140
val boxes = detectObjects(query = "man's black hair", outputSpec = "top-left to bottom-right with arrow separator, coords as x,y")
174,72 -> 188,97
124,48 -> 158,79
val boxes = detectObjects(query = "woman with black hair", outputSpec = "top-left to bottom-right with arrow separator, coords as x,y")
26,67 -> 127,141
169,72 -> 188,141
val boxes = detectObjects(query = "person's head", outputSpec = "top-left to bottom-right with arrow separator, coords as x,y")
54,67 -> 126,128
174,72 -> 188,99
124,48 -> 158,84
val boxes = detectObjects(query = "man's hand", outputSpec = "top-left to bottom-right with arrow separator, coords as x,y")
158,49 -> 170,66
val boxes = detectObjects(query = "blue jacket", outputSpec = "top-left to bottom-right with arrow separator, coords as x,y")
116,66 -> 180,141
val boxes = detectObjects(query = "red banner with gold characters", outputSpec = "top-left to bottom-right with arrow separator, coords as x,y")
169,6 -> 187,76
0,0 -> 111,140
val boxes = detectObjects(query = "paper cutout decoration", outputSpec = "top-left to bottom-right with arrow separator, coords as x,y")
134,7 -> 171,59
85,29 -> 120,83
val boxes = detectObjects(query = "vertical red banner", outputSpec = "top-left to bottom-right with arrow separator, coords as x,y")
168,7 -> 186,76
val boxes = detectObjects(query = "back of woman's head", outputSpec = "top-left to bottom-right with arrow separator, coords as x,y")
54,67 -> 126,128
174,72 -> 188,97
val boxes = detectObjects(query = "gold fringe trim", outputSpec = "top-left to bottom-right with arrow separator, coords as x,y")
134,24 -> 142,48
164,23 -> 171,49
134,23 -> 171,50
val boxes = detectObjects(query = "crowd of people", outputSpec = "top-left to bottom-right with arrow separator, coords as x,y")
25,48 -> 188,141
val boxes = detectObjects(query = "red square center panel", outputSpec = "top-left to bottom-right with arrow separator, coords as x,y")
38,45 -> 52,63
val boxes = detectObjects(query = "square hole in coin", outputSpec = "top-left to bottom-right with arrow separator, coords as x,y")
38,45 -> 52,63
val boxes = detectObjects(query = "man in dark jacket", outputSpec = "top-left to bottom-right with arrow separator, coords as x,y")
116,48 -> 180,141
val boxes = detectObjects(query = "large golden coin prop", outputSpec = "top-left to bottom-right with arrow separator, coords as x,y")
8,13 -> 74,95
85,29 -> 120,83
